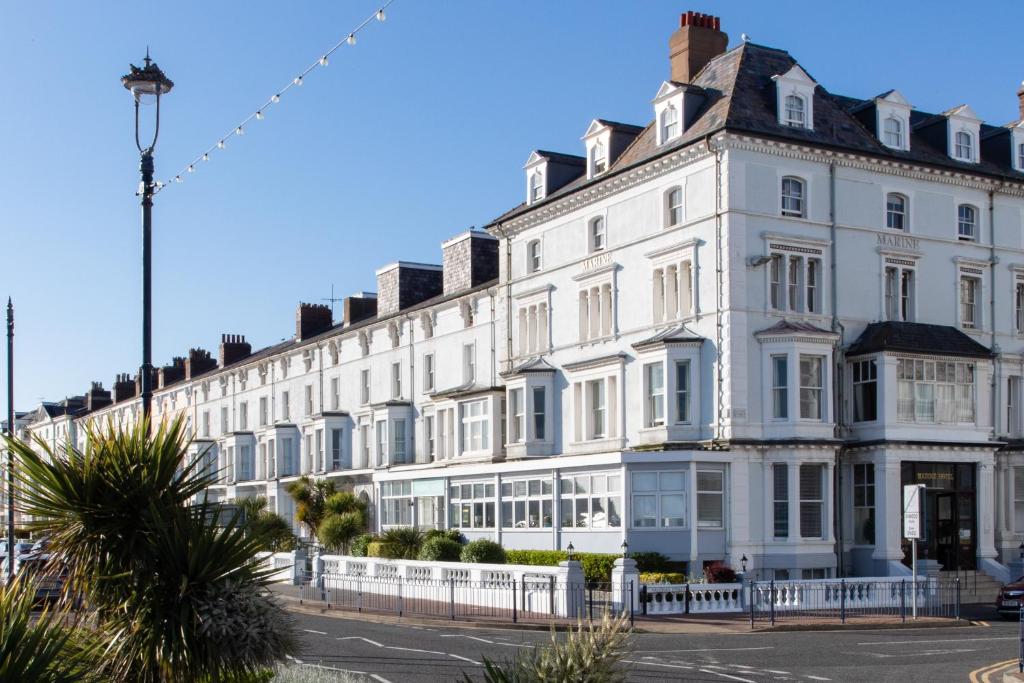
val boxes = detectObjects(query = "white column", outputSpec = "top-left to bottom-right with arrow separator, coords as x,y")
689,461 -> 700,566
872,458 -> 905,565
979,460 -> 999,561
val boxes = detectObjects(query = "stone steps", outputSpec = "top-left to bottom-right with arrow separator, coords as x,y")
939,571 -> 1002,603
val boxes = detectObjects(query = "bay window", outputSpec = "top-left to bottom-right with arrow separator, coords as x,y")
772,355 -> 789,419
532,387 -> 546,441
450,481 -> 496,529
852,359 -> 877,422
459,399 -> 489,453
630,471 -> 685,528
391,419 -> 407,464
675,360 -> 691,423
896,358 -> 975,424
799,464 -> 824,538
560,473 -> 621,529
799,355 -> 824,420
644,362 -> 665,428
381,481 -> 413,527
502,477 -> 552,529
509,388 -> 525,443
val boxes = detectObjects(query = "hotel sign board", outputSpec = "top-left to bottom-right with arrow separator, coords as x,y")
903,484 -> 925,540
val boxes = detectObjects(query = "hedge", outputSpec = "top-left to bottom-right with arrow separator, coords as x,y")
349,534 -> 376,558
639,572 -> 687,585
504,550 -> 620,583
366,540 -> 387,558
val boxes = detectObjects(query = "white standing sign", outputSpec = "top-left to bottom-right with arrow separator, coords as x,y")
903,484 -> 924,540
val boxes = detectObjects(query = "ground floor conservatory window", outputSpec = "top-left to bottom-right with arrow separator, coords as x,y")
896,358 -> 975,424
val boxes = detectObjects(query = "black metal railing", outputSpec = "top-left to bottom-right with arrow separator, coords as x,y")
295,571 -> 634,627
748,578 -> 960,626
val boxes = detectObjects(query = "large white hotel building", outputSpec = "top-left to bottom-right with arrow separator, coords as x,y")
8,12 -> 1024,582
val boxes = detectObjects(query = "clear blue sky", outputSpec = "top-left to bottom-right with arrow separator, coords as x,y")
2,0 -> 1022,410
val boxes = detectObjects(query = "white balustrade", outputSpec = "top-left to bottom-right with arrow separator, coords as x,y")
750,577 -> 938,612
642,583 -> 744,614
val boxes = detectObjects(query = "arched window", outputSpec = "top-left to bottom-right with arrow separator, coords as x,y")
958,204 -> 977,241
784,95 -> 806,128
781,177 -> 805,217
589,217 -> 606,252
591,141 -> 607,175
883,117 -> 904,148
527,239 -> 542,273
886,193 -> 907,231
955,131 -> 974,161
660,105 -> 679,142
666,187 -> 683,227
529,171 -> 544,203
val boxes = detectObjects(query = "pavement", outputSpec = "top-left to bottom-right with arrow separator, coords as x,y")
286,601 -> 1024,682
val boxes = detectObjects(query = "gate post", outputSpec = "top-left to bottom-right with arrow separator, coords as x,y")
684,583 -> 691,615
629,581 -> 634,628
749,580 -> 755,628
840,578 -> 846,624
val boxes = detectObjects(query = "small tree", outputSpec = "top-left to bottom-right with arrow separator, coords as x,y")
316,492 -> 368,554
380,527 -> 426,560
284,476 -> 337,539
239,495 -> 296,553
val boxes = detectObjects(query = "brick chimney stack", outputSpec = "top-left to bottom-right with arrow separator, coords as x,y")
669,11 -> 728,84
343,293 -> 378,327
296,303 -> 333,341
218,334 -> 252,368
85,381 -> 112,412
184,348 -> 217,380
112,373 -> 137,403
158,357 -> 187,389
1018,81 -> 1024,121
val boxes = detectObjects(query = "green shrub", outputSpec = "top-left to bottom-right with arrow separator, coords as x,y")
417,537 -> 463,562
425,528 -> 464,544
349,533 -> 375,557
578,553 -> 618,584
639,572 -> 686,585
366,541 -> 386,558
505,549 -> 565,567
631,552 -> 671,572
461,539 -> 506,564
704,562 -> 738,584
380,527 -> 426,560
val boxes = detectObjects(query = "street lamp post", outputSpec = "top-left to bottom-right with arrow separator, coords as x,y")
121,53 -> 173,420
6,298 -> 13,584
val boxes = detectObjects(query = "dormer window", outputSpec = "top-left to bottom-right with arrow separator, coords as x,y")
883,117 -> 904,149
591,141 -> 607,175
772,65 -> 816,131
529,171 -> 544,203
589,217 -> 606,252
527,239 -> 542,273
955,131 -> 974,161
660,105 -> 680,142
783,95 -> 806,128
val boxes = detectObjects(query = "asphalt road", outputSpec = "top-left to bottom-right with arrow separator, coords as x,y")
289,607 -> 1022,682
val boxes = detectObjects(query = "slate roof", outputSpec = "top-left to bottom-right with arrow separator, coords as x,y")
754,320 -> 836,337
846,322 -> 992,359
500,356 -> 557,377
485,42 -> 1024,230
632,324 -> 705,349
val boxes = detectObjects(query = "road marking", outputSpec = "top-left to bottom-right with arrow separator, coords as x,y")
336,636 -> 384,647
763,670 -> 790,675
698,669 -> 756,683
969,659 -> 1019,683
302,629 -> 327,635
496,642 -> 535,648
440,634 -> 496,644
632,647 -> 774,654
370,675 -> 393,683
385,646 -> 447,656
858,636 -> 1016,646
624,660 -> 694,670
805,677 -> 831,681
449,654 -> 482,665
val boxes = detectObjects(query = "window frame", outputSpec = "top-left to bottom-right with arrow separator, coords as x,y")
783,94 -> 806,128
771,355 -> 789,420
589,216 -> 606,253
529,171 -> 544,203
660,104 -> 680,142
852,463 -> 875,545
799,464 -> 825,539
780,176 -> 806,218
630,471 -> 685,529
559,472 -> 621,530
883,116 -> 904,149
665,186 -> 683,228
885,193 -> 907,231
957,204 -> 977,241
696,470 -> 725,529
772,463 -> 789,539
852,359 -> 878,423
798,355 -> 825,421
501,477 -> 553,530
450,481 -> 496,530
954,130 -> 974,161
527,239 -> 542,273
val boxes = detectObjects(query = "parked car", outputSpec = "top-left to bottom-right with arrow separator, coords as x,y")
996,578 -> 1024,618
18,551 -> 70,604
0,540 -> 35,579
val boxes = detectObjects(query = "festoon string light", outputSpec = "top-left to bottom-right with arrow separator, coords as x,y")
155,2 -> 393,194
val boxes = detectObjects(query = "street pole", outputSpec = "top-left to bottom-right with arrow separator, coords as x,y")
140,149 -> 153,421
6,298 -> 14,583
911,537 -> 917,620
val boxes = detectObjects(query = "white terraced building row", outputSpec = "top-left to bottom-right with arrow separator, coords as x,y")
7,12 -> 1024,582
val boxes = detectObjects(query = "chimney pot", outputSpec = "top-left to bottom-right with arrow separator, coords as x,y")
669,10 -> 728,84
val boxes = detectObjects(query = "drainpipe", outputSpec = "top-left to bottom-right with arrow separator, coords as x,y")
829,161 -> 847,576
989,188 -> 999,442
705,136 -> 725,443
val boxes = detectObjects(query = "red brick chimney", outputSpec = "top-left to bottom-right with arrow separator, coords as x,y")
1017,81 -> 1024,121
296,303 -> 333,341
218,334 -> 252,368
669,11 -> 728,84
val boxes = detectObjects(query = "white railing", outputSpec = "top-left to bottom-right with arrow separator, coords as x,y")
750,577 -> 937,612
643,583 -> 744,614
256,551 -> 297,583
308,553 -> 586,618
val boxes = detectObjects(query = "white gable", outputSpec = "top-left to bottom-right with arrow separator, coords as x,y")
652,80 -> 682,104
947,104 -> 982,123
524,151 -> 546,169
946,104 -> 983,163
582,119 -> 608,140
772,64 -> 816,87
879,90 -> 911,107
875,90 -> 913,152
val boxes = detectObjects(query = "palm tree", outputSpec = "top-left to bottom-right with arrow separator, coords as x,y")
380,527 -> 426,560
8,417 -> 298,683
318,492 -> 368,554
284,475 -> 337,539
239,495 -> 296,552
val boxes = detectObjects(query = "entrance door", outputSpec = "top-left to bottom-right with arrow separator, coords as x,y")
934,493 -> 957,570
